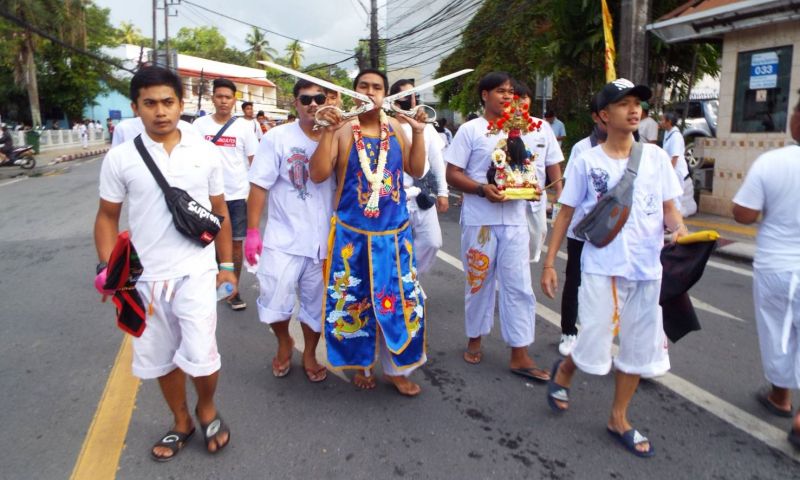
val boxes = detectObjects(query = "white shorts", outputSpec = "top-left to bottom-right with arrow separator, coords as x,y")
572,273 -> 670,377
132,269 -> 221,379
256,247 -> 323,333
754,269 -> 800,389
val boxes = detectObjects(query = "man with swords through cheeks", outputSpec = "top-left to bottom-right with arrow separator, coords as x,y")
310,69 -> 429,396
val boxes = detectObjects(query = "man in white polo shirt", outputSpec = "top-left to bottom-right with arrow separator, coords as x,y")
194,78 -> 259,311
661,111 -> 696,217
94,66 -> 234,461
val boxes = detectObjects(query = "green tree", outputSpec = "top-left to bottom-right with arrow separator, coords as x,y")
245,27 -> 277,67
165,26 -> 248,64
284,40 -> 304,70
0,0 -> 121,126
116,21 -> 147,46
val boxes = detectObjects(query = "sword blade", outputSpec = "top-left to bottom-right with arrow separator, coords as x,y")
383,69 -> 474,105
257,61 -> 373,104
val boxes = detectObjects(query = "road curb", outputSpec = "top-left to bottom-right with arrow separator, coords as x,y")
50,148 -> 109,165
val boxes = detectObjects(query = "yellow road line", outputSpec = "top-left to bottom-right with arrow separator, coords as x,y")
685,218 -> 757,237
70,335 -> 140,480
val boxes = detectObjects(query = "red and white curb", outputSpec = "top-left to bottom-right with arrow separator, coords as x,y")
50,148 -> 109,165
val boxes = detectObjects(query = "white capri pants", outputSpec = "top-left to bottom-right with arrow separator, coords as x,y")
571,273 -> 670,377
461,224 -> 536,347
527,203 -> 548,263
407,200 -> 443,279
754,269 -> 800,389
132,269 -> 221,379
256,247 -> 323,333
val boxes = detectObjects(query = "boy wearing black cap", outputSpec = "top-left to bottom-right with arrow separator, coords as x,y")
540,79 -> 688,458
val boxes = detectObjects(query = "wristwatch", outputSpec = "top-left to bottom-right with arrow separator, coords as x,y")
476,184 -> 486,198
96,261 -> 108,274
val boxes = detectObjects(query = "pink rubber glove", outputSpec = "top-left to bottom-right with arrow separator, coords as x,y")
245,228 -> 263,266
94,268 -> 115,295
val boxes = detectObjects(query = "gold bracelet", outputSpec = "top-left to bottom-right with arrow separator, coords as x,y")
543,265 -> 556,269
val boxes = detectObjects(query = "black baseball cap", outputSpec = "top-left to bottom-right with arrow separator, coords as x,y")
597,79 -> 651,110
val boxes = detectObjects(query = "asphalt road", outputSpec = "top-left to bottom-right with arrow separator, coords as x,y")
1,157 -> 798,479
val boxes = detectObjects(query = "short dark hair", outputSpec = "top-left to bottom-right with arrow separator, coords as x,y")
477,72 -> 512,106
544,110 -> 555,118
212,78 -> 236,94
241,101 -> 253,109
389,78 -> 415,96
256,110 -> 266,118
353,69 -> 388,94
512,79 -> 532,99
293,79 -> 321,98
590,93 -> 601,114
129,65 -> 183,103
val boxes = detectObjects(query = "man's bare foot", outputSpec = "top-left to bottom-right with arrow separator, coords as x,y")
385,374 -> 421,397
195,405 -> 230,454
353,371 -> 376,390
272,338 -> 294,377
463,337 -> 482,364
151,418 -> 193,460
551,361 -> 572,411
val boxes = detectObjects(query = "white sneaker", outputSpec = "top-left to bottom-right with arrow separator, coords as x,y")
558,334 -> 577,356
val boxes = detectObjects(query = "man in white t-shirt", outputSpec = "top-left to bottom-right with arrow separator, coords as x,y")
637,102 -> 659,144
556,93 -> 607,357
445,71 -> 551,382
194,78 -> 259,311
541,79 -> 686,458
94,66 -> 234,461
390,79 -> 449,278
514,80 -> 564,263
112,117 -> 199,147
661,111 -> 696,217
245,79 -> 334,383
733,96 -> 800,449
545,110 -> 566,147
79,120 -> 88,149
241,101 -> 263,141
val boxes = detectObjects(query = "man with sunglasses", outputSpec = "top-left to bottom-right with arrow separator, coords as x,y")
245,80 -> 332,383
310,69 -> 428,396
194,78 -> 259,311
389,78 -> 448,280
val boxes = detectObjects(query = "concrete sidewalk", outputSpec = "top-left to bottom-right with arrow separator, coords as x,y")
684,211 -> 756,263
0,144 -> 109,180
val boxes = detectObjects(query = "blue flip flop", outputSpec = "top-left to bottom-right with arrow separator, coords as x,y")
607,427 -> 655,458
546,359 -> 569,413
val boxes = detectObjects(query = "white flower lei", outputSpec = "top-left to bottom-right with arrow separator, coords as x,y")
351,109 -> 389,218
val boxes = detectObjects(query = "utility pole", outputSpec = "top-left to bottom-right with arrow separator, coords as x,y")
197,69 -> 205,117
618,0 -> 651,84
152,0 -> 157,53
370,0 -> 378,69
164,0 -> 170,69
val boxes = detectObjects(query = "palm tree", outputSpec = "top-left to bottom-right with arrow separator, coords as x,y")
117,21 -> 145,46
285,40 -> 304,70
245,27 -> 277,66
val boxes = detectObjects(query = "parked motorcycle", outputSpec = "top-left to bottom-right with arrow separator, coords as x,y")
0,145 -> 36,169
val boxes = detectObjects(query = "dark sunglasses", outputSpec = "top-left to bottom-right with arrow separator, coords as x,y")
298,94 -> 326,106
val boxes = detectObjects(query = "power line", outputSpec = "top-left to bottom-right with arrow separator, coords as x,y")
182,0 -> 352,55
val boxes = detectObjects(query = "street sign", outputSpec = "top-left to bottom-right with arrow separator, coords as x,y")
535,74 -> 553,100
749,51 -> 778,89
109,110 -> 121,120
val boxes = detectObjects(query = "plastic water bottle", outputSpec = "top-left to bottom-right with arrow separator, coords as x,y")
216,282 -> 234,301
551,202 -> 561,220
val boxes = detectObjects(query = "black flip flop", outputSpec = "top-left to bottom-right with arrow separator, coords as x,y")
197,410 -> 231,454
511,366 -> 551,383
756,388 -> 793,418
150,428 -> 195,462
546,359 -> 569,413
